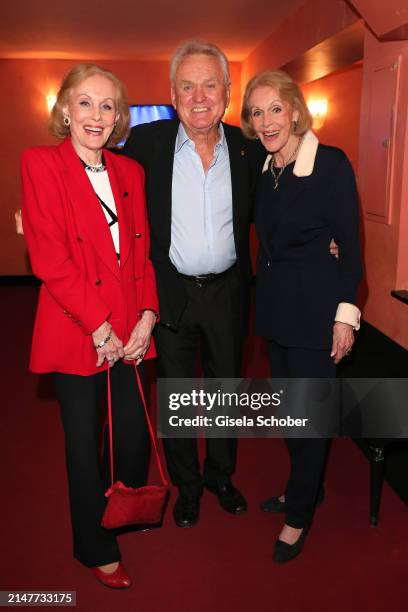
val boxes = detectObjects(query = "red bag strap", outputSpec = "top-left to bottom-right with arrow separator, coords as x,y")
107,363 -> 168,489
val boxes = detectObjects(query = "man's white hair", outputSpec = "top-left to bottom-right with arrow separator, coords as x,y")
169,39 -> 231,88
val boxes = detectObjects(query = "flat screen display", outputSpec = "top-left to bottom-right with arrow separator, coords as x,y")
118,104 -> 177,146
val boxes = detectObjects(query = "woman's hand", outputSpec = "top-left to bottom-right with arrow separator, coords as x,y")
329,239 -> 339,259
330,322 -> 354,365
123,310 -> 157,365
92,321 -> 124,367
15,209 -> 24,235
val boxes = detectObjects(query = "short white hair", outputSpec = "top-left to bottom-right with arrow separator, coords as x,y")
170,39 -> 231,88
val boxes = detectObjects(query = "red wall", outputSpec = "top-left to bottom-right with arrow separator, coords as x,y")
351,0 -> 408,38
242,0 -> 358,87
357,30 -> 408,348
1,58 -> 241,275
301,63 -> 363,171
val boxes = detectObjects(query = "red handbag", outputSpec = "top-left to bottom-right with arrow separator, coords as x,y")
101,363 -> 169,529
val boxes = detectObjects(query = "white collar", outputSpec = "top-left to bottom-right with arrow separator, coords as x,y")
262,130 -> 319,177
175,122 -> 225,153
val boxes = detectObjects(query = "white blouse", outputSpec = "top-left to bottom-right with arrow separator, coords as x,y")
86,167 -> 120,261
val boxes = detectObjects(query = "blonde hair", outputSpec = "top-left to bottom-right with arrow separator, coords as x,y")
49,63 -> 130,147
241,69 -> 312,139
170,39 -> 230,88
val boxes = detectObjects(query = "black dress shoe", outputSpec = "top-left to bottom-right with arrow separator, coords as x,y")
260,486 -> 325,513
272,526 -> 309,563
173,495 -> 200,528
260,495 -> 286,513
205,481 -> 247,514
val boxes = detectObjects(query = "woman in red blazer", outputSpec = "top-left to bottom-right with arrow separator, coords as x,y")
21,64 -> 159,589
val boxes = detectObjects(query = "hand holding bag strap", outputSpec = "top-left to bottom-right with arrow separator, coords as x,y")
106,364 -> 168,492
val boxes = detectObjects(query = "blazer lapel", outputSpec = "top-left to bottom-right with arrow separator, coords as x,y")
151,120 -> 179,253
259,132 -> 320,241
104,150 -> 131,269
57,138 -> 120,280
223,123 -> 244,246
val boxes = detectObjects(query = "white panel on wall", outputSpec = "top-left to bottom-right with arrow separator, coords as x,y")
362,57 -> 400,224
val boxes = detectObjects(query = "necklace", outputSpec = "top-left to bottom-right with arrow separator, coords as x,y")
79,155 -> 106,173
271,136 -> 303,190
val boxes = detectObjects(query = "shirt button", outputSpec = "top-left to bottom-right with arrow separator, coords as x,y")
267,261 -> 271,267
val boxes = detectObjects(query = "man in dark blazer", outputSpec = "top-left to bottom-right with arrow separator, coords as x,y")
122,40 -> 263,527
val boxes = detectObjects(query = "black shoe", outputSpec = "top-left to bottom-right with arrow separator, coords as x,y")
173,495 -> 200,528
260,495 -> 286,513
205,481 -> 247,514
260,486 -> 325,513
272,526 -> 310,563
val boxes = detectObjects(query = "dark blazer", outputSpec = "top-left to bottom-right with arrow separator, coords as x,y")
122,119 -> 263,329
21,138 -> 159,375
255,136 -> 362,349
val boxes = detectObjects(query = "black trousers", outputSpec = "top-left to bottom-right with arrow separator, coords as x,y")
155,267 -> 248,498
53,360 -> 149,567
267,340 -> 335,528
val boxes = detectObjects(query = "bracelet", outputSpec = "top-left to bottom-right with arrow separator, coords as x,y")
94,331 -> 112,349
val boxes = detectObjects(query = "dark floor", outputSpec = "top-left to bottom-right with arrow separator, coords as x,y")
1,284 -> 407,612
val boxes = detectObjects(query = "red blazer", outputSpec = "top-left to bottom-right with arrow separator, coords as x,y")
21,138 -> 159,375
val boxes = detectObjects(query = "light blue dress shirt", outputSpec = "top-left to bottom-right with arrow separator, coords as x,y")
170,123 -> 236,275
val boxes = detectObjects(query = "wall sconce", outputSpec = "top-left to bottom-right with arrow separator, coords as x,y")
46,94 -> 57,114
307,99 -> 328,130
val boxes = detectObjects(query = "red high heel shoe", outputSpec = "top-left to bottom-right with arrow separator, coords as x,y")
91,562 -> 132,589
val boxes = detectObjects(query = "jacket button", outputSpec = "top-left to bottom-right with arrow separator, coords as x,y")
123,192 -> 128,197
135,233 -> 142,238
95,279 -> 102,285
76,236 -> 83,242
267,261 -> 271,267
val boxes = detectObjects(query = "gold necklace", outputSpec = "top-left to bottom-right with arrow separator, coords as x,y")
271,136 -> 303,190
